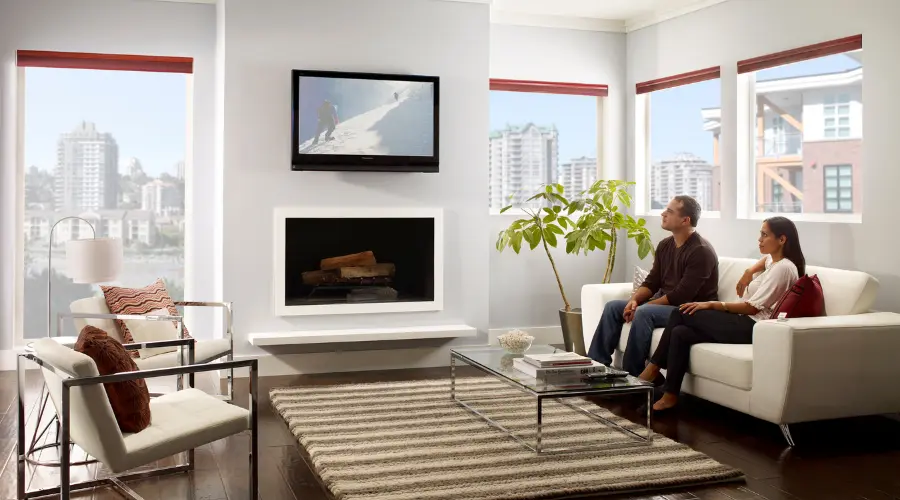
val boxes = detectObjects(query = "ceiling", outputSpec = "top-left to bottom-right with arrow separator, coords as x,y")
151,0 -> 732,32
490,0 -> 731,31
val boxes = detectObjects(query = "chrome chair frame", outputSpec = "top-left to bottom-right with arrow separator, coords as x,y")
16,348 -> 258,500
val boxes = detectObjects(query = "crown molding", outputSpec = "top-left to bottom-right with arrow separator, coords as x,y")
491,9 -> 625,33
625,0 -> 732,33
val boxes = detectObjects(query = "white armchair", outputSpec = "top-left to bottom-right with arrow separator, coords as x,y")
65,296 -> 235,400
17,338 -> 258,499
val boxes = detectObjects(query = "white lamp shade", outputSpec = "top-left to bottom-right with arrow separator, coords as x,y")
65,238 -> 123,284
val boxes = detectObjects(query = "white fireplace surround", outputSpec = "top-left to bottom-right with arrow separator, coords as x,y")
273,207 -> 444,316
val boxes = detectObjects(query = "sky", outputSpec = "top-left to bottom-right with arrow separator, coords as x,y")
489,91 -> 597,163
23,67 -> 187,177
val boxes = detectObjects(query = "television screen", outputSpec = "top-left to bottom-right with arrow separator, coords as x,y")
291,70 -> 439,172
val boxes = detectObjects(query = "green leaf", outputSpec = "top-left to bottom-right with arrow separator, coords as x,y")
558,217 -> 568,230
545,185 -> 553,194
511,231 -> 523,254
499,205 -> 513,214
565,239 -> 577,253
543,227 -> 558,247
638,236 -> 653,260
638,218 -> 646,227
528,226 -> 541,250
542,213 -> 557,223
547,224 -> 564,235
555,183 -> 564,194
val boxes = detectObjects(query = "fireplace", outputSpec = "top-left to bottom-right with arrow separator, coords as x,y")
273,207 -> 443,316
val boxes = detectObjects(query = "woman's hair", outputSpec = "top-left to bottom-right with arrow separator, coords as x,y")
764,216 -> 806,276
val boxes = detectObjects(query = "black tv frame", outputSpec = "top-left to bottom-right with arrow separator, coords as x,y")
291,69 -> 440,173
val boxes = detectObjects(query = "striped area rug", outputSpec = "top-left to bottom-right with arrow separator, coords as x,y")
270,377 -> 743,500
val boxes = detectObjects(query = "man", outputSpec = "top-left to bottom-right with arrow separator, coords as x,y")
587,195 -> 719,378
313,99 -> 339,144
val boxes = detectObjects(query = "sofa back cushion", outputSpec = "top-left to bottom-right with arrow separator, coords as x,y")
717,257 -> 878,316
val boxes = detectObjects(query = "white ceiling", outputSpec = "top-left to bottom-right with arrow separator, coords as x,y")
149,0 -> 732,32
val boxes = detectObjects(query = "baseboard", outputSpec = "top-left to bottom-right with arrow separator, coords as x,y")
225,325 -> 563,378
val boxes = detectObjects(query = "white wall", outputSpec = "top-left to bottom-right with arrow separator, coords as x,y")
0,0 -> 217,349
219,0 -> 491,363
625,0 -> 900,312
489,24 -> 627,329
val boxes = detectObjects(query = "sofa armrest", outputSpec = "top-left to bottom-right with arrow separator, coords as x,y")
580,283 -> 632,350
750,312 -> 900,424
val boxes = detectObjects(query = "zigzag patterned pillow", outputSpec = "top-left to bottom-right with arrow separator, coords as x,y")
101,279 -> 191,357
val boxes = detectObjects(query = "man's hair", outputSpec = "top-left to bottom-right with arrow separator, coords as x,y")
673,195 -> 701,227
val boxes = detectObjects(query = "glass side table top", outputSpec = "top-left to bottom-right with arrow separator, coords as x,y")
451,345 -> 652,395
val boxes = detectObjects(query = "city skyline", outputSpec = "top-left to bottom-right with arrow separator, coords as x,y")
23,67 -> 187,177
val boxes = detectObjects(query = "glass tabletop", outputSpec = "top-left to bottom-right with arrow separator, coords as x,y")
451,345 -> 652,395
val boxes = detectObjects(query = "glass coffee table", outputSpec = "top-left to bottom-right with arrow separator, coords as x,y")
450,345 -> 654,454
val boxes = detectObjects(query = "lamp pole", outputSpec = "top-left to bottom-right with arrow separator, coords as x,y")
47,216 -> 96,338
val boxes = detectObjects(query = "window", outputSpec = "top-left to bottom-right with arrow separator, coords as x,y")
635,67 -> 722,214
488,79 -> 606,212
17,50 -> 191,339
824,164 -> 853,213
738,35 -> 862,218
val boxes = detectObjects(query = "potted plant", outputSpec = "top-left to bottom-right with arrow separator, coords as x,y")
495,181 -> 654,355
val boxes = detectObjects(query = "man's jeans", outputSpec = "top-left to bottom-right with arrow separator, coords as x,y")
587,300 -> 676,376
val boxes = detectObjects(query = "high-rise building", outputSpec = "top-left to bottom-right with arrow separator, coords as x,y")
175,160 -> 185,180
123,157 -> 145,178
141,180 -> 181,216
489,123 -> 558,210
650,153 -> 715,211
558,156 -> 598,196
54,122 -> 119,211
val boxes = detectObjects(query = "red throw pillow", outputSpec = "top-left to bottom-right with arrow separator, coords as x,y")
101,279 -> 191,358
74,325 -> 151,433
770,274 -> 826,319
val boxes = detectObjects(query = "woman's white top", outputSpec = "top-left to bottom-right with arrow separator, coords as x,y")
743,254 -> 799,322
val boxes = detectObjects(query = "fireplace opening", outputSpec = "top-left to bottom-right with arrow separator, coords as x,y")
284,217 -> 435,307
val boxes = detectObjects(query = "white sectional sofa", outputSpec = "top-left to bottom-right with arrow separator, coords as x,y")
581,256 -> 900,445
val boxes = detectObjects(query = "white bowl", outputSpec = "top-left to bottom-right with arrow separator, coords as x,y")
498,330 -> 534,355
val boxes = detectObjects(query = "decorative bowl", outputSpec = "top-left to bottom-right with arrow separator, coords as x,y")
497,329 -> 534,355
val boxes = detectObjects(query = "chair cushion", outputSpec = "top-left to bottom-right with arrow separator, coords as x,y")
121,388 -> 249,472
688,343 -> 754,390
101,279 -> 192,357
74,326 -> 151,433
124,307 -> 182,359
134,339 -> 232,370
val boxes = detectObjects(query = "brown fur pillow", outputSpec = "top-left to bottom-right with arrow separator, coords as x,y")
74,325 -> 151,433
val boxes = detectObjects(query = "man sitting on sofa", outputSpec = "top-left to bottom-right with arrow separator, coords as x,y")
587,195 -> 719,377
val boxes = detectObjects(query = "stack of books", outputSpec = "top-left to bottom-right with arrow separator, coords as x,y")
513,352 -> 605,379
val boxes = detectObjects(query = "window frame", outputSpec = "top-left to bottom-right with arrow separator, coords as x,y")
736,35 -> 863,223
488,79 -> 608,216
13,50 -> 194,347
823,164 -> 853,214
634,66 -> 722,217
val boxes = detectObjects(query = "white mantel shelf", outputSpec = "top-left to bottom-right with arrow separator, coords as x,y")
248,324 -> 478,346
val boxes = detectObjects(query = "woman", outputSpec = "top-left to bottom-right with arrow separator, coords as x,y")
639,217 -> 804,411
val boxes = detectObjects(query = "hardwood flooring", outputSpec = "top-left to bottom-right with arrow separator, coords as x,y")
3,365 -> 900,500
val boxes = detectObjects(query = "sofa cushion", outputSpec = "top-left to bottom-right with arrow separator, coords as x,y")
617,324 -> 753,390
688,344 -> 754,390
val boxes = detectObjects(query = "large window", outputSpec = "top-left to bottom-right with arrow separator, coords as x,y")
635,67 -> 722,214
739,35 -> 863,218
17,51 -> 191,339
488,79 -> 605,212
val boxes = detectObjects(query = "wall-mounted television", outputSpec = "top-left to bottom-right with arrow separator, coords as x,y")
291,69 -> 439,173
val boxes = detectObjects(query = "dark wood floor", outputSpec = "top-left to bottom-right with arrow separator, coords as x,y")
3,364 -> 900,500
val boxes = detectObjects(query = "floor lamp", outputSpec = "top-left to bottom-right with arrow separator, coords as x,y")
27,217 -> 123,468
47,216 -> 122,337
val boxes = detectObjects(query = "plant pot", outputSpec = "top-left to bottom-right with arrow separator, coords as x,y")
558,307 -> 586,356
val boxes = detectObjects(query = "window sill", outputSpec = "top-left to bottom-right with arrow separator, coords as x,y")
741,212 -> 861,224
636,210 -> 721,219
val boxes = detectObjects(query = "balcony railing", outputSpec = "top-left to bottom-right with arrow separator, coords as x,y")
757,132 -> 802,158
757,201 -> 803,213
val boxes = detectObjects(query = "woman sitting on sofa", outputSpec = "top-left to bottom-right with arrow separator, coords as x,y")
639,216 -> 805,411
